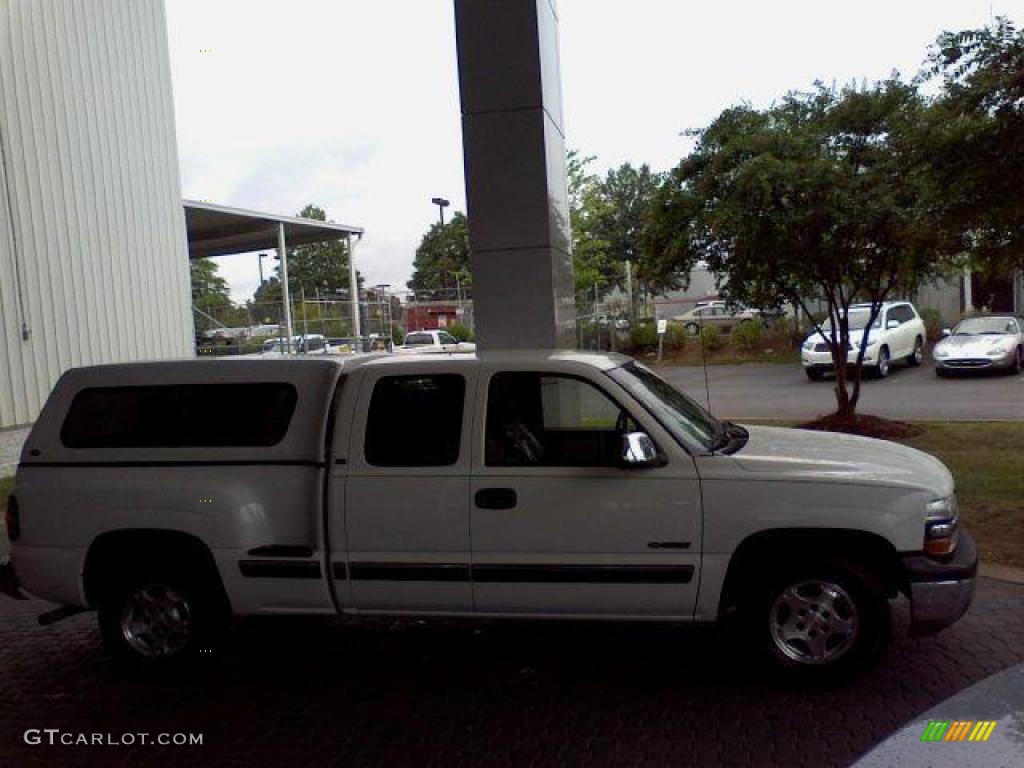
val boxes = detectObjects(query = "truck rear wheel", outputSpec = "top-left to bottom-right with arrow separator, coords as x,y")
99,563 -> 226,667
751,559 -> 890,682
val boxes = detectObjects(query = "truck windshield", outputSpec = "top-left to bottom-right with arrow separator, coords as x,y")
608,361 -> 721,453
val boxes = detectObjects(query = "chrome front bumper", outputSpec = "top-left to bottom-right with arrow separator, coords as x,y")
907,577 -> 976,636
902,531 -> 978,637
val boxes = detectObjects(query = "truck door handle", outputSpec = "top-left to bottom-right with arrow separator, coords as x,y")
475,488 -> 517,510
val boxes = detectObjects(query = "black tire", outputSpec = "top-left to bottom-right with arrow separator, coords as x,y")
805,368 -> 826,382
749,559 -> 890,683
872,347 -> 891,379
99,560 -> 228,668
908,336 -> 924,367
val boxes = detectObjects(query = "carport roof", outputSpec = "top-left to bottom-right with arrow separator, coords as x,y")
184,200 -> 363,259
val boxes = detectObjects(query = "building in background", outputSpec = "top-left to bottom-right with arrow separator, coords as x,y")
0,0 -> 191,428
653,264 -> 1022,327
403,288 -> 474,333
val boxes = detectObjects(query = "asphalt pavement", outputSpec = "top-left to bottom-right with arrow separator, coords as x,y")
655,361 -> 1024,422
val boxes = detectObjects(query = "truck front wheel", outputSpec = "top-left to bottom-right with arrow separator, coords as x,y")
753,560 -> 890,681
99,564 -> 227,667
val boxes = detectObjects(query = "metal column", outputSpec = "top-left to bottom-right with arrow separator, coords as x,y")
454,0 -> 575,350
347,234 -> 362,346
278,223 -> 294,352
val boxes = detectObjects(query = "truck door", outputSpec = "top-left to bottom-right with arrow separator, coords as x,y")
330,361 -> 477,613
469,367 -> 701,618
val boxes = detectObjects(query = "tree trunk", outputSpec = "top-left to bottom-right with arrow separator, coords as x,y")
831,326 -> 856,422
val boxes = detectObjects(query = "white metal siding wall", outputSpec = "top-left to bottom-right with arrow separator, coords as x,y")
0,0 -> 191,428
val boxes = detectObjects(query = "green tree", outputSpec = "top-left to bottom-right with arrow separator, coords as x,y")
923,17 -> 1024,273
567,149 -> 613,298
252,204 -> 362,323
591,163 -> 663,301
191,257 -> 247,333
647,81 -> 952,421
407,210 -> 471,295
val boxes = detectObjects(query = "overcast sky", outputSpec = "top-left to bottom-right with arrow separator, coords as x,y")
165,0 -> 1016,302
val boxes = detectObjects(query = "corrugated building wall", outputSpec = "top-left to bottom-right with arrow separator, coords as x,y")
0,0 -> 191,427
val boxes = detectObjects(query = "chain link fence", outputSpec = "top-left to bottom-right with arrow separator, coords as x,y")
193,298 -> 399,356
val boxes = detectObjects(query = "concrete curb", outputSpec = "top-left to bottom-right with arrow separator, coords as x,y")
980,562 -> 1024,585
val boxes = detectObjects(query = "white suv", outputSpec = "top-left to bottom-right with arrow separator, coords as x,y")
801,302 -> 927,381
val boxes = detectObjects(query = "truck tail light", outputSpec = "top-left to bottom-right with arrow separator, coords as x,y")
5,494 -> 19,541
924,515 -> 958,557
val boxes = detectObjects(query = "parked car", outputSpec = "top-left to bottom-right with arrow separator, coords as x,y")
596,314 -> 631,331
6,352 -> 974,680
801,301 -> 926,381
394,329 -> 476,354
932,315 -> 1023,377
260,334 -> 332,356
672,301 -> 759,335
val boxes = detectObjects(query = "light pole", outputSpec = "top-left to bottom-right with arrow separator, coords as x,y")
431,197 -> 450,228
257,252 -> 268,287
374,284 -> 391,348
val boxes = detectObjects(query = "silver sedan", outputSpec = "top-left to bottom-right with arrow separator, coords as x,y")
932,315 -> 1023,376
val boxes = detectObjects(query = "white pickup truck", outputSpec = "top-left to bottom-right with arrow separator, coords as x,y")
5,351 -> 976,679
394,329 -> 476,354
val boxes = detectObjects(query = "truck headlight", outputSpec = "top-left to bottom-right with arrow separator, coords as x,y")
933,345 -> 949,358
924,496 -> 959,557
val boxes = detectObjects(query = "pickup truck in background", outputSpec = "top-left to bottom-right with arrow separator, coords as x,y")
394,329 -> 476,354
5,352 -> 976,680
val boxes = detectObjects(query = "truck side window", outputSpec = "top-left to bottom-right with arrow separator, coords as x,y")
485,373 -> 635,467
364,375 -> 465,466
61,384 -> 297,448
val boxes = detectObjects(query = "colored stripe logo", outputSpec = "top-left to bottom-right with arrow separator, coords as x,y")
921,721 -> 997,742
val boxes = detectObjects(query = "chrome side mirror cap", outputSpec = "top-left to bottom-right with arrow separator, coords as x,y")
621,432 -> 661,468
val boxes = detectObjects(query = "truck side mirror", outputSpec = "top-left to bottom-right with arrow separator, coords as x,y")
886,319 -> 900,329
942,328 -> 951,337
621,432 -> 661,468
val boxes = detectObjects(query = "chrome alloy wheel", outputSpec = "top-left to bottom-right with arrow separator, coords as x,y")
769,580 -> 859,665
877,349 -> 890,377
120,584 -> 193,659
